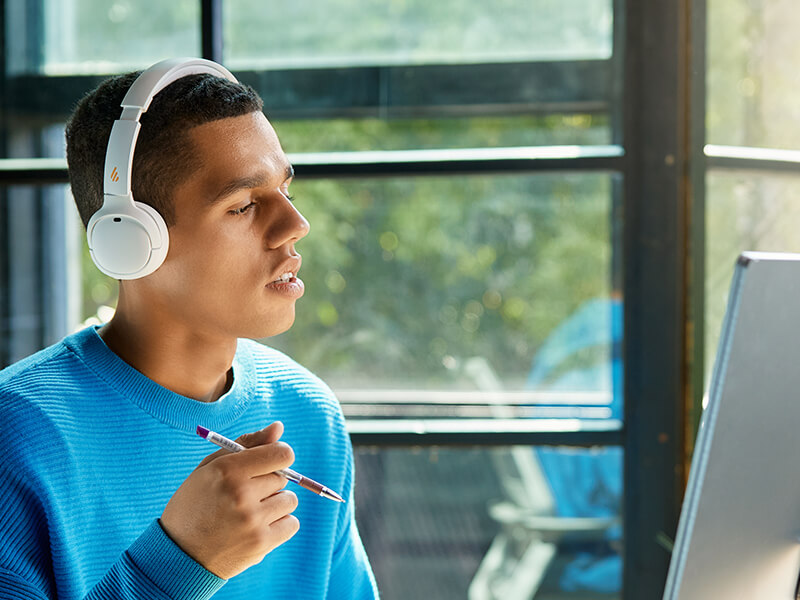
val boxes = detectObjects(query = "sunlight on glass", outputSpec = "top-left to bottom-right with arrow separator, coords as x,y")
707,0 -> 800,149
225,0 -> 613,69
29,0 -> 199,74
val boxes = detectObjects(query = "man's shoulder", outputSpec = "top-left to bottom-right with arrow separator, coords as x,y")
241,339 -> 327,385
239,339 -> 339,405
0,337 -> 85,461
0,328 -> 104,427
240,341 -> 350,453
0,337 -> 76,397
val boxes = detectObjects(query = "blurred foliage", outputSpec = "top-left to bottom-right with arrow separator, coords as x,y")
267,173 -> 611,389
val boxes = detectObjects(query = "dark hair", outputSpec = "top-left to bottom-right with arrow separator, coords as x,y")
65,71 -> 264,228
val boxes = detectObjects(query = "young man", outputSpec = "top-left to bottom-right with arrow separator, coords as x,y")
0,61 -> 379,599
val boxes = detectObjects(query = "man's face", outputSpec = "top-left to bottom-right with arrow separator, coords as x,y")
140,111 -> 309,339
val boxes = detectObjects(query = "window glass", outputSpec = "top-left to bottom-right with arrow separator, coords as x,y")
705,170 -> 800,385
707,0 -> 800,149
7,0 -> 200,74
224,0 -> 613,69
355,445 -> 623,598
271,173 -> 620,401
273,114 -> 611,153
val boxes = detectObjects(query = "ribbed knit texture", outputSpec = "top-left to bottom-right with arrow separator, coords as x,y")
0,326 -> 378,600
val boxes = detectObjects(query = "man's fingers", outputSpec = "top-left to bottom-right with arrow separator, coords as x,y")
196,422 -> 285,469
242,442 -> 295,477
211,441 -> 295,479
260,489 -> 299,520
236,421 -> 283,449
265,514 -> 300,550
237,471 -> 289,506
196,447 -> 227,468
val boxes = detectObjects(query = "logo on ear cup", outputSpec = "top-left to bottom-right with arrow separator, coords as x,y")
110,167 -> 119,182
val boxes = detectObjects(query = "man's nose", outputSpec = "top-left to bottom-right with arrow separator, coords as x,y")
264,193 -> 310,249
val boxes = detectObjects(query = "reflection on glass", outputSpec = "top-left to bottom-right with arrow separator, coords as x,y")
225,0 -> 613,69
707,0 -> 800,149
13,0 -> 200,74
706,171 -> 800,384
355,445 -> 622,599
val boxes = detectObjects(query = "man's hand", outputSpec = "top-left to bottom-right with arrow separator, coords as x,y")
160,422 -> 299,579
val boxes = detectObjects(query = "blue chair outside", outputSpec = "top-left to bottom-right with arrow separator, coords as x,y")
526,296 -> 623,594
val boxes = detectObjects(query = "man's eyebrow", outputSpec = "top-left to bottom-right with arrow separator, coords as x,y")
209,164 -> 295,205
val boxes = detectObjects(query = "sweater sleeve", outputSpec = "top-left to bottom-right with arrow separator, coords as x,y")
326,495 -> 380,600
314,380 -> 378,600
0,461 -> 226,600
84,520 -> 227,600
323,422 -> 379,600
0,461 -> 57,599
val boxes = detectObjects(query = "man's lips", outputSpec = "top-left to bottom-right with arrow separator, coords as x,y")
268,256 -> 302,284
265,274 -> 304,299
270,271 -> 296,284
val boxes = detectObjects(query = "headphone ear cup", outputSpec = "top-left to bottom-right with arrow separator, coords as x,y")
87,198 -> 169,280
132,200 -> 169,276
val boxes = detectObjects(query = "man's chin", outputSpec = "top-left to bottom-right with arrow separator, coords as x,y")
244,311 -> 296,341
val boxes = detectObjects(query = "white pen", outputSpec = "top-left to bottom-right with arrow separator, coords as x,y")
196,425 -> 344,503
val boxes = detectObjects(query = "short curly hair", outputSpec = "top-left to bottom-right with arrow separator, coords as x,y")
65,70 -> 263,229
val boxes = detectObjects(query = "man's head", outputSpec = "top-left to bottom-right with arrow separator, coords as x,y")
65,71 -> 263,228
66,68 -> 310,340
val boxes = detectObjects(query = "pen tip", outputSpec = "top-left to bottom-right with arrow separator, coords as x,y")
326,490 -> 345,503
196,425 -> 210,439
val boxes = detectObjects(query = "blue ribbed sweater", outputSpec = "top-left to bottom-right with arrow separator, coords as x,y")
0,326 -> 378,599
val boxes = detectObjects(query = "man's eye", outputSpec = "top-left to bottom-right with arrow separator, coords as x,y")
229,202 -> 255,216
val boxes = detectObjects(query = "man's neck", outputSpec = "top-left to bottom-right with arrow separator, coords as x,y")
98,311 -> 237,403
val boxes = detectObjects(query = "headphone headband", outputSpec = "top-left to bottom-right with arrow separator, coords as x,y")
88,57 -> 239,280
103,57 -> 238,198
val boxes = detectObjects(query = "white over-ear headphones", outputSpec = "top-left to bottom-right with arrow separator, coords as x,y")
87,57 -> 238,280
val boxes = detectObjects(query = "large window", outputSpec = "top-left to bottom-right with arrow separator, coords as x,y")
1,1 -> 699,597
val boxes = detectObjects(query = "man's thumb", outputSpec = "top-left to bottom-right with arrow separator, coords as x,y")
235,421 -> 284,448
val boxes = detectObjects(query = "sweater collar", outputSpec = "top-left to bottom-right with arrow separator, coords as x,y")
64,326 -> 256,433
